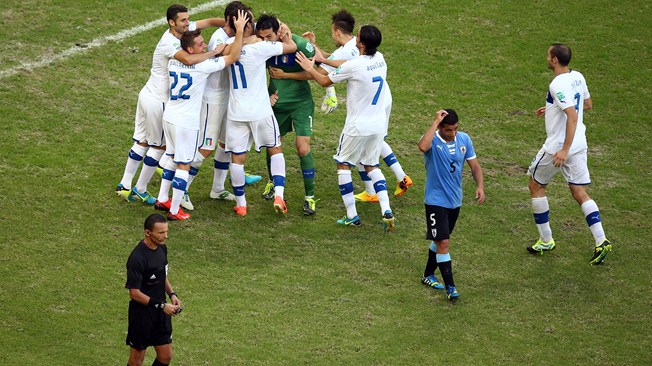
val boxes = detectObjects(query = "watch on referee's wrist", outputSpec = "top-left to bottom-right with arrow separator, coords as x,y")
168,292 -> 177,299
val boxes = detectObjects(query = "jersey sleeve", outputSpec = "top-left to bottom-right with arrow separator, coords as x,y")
260,41 -> 285,60
200,57 -> 227,74
125,253 -> 144,290
328,61 -> 354,84
549,80 -> 574,111
464,134 -> 477,160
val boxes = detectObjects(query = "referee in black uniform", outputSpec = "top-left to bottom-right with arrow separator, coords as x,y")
125,213 -> 181,366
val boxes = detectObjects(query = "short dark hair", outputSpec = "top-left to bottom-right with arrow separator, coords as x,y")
144,213 -> 167,231
181,29 -> 202,51
550,43 -> 572,66
256,14 -> 280,34
359,25 -> 382,56
332,9 -> 355,34
440,109 -> 459,126
167,4 -> 188,22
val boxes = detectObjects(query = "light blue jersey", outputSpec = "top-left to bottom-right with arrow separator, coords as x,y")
424,131 -> 476,209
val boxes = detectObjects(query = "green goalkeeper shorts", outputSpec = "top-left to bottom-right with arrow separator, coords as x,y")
273,99 -> 315,137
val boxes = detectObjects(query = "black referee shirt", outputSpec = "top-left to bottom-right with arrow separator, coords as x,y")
125,240 -> 168,303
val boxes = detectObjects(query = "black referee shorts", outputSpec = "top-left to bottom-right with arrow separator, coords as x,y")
126,301 -> 173,350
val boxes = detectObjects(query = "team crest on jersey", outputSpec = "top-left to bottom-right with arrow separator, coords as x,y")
556,91 -> 566,103
460,145 -> 467,155
431,229 -> 437,238
205,138 -> 213,146
282,55 -> 289,64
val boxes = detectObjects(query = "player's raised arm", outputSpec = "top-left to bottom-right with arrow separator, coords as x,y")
279,25 -> 297,54
296,51 -> 332,87
418,110 -> 449,153
195,17 -> 226,30
222,10 -> 248,67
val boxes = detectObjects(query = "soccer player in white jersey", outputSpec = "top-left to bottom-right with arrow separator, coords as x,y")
527,43 -> 612,264
115,4 -> 226,205
155,11 -> 248,221
224,15 -> 297,216
291,10 -> 413,202
296,25 -> 396,231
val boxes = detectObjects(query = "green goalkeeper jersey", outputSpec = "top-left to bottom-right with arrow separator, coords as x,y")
267,34 -> 315,105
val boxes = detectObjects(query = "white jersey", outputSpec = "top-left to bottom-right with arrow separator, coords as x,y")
320,36 -> 359,73
543,70 -> 590,154
227,40 -> 284,121
163,57 -> 227,130
204,27 -> 231,101
329,52 -> 391,136
144,22 -> 197,103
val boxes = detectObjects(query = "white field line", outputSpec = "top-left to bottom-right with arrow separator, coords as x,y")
0,0 -> 228,80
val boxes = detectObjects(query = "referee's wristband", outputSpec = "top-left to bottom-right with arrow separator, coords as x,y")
148,298 -> 166,310
168,292 -> 177,299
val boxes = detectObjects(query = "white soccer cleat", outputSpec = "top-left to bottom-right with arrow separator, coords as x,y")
180,191 -> 194,211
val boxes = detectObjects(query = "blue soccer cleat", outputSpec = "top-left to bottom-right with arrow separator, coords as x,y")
421,275 -> 445,290
336,215 -> 361,226
446,285 -> 460,301
129,187 -> 156,205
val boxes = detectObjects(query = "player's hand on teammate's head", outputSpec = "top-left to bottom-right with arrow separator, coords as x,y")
302,31 -> 316,44
295,51 -> 314,70
278,23 -> 292,40
233,9 -> 249,32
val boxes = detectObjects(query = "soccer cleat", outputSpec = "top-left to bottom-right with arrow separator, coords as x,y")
245,172 -> 262,185
382,210 -> 396,233
446,285 -> 460,300
129,188 -> 156,205
354,191 -> 379,203
167,208 -> 190,221
233,205 -> 247,216
589,239 -> 613,265
261,181 -> 275,200
115,184 -> 132,202
421,275 -> 445,290
320,94 -> 338,114
527,238 -> 556,254
394,175 -> 413,197
154,199 -> 171,212
336,215 -> 361,226
274,196 -> 288,215
303,197 -> 317,216
209,189 -> 235,201
180,192 -> 194,211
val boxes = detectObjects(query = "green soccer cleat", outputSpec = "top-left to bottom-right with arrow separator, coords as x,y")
421,275 -> 445,290
303,197 -> 317,216
589,239 -> 613,265
115,184 -> 132,202
261,181 -> 275,200
336,215 -> 361,226
382,210 -> 396,233
527,238 -> 556,254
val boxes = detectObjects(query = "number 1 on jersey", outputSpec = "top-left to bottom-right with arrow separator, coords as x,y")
371,76 -> 384,105
230,61 -> 247,89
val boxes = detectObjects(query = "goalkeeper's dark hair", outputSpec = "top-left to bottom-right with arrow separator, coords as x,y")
145,214 -> 167,230
440,109 -> 459,126
256,13 -> 280,33
550,43 -> 572,66
167,4 -> 188,22
359,25 -> 381,56
180,29 -> 202,51
332,9 -> 355,34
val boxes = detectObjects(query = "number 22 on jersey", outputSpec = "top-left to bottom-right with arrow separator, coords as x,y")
169,71 -> 193,100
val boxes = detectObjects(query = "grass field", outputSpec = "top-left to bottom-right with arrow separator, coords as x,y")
1,0 -> 651,365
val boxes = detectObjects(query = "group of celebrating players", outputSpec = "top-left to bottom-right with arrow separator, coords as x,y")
114,1 -> 413,230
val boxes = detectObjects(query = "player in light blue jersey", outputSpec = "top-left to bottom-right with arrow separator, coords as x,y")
418,109 -> 485,301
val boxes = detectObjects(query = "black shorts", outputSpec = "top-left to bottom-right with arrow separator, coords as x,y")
126,301 -> 173,350
425,204 -> 460,242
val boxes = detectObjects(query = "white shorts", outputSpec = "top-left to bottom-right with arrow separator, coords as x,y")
133,86 -> 166,147
528,147 -> 591,185
225,115 -> 281,154
163,120 -> 199,164
198,95 -> 228,151
334,133 -> 384,167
